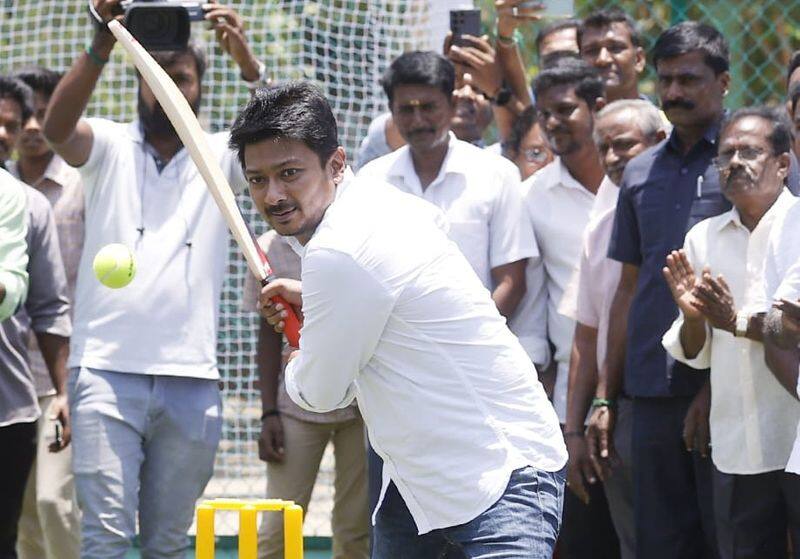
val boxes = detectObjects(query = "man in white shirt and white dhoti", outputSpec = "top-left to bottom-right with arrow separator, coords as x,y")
229,81 -> 567,559
661,106 -> 800,558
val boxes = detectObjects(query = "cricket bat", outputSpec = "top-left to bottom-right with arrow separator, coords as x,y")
107,20 -> 302,347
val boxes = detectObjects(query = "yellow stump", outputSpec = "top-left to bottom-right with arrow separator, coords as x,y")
195,505 -> 215,559
195,499 -> 304,558
239,505 -> 258,559
284,505 -> 303,559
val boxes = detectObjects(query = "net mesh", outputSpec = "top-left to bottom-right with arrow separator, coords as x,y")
4,0 -> 798,539
1,0 -> 469,536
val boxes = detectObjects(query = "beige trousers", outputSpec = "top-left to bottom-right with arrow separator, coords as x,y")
16,394 -> 81,559
258,414 -> 369,559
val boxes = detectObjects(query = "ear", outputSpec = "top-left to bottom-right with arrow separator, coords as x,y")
634,46 -> 646,74
328,146 -> 347,184
718,71 -> 731,96
776,152 -> 791,180
593,96 -> 607,113
655,129 -> 667,143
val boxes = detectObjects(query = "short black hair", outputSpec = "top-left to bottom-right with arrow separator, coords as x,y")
790,81 -> 800,115
13,67 -> 63,98
150,41 -> 207,81
540,50 -> 581,70
535,18 -> 581,57
721,106 -> 792,156
788,51 -> 800,86
533,57 -> 605,109
0,76 -> 34,124
505,105 -> 539,156
229,81 -> 340,168
381,51 -> 455,106
578,8 -> 641,48
652,21 -> 729,75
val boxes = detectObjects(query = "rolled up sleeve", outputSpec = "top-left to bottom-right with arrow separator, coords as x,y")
662,314 -> 712,369
284,247 -> 394,413
0,175 -> 29,320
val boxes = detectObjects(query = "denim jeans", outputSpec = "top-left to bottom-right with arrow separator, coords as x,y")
68,368 -> 222,559
372,465 -> 565,559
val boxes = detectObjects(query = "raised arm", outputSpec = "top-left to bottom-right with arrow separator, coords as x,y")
42,1 -> 123,166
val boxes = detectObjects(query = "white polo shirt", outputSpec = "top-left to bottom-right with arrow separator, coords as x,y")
357,133 -> 537,290
284,174 -> 567,534
663,190 -> 800,474
523,158 -> 614,421
69,118 -> 246,379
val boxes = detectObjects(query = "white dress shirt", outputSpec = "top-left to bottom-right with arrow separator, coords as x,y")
522,158 -> 614,421
560,183 -> 621,368
284,174 -> 567,534
663,189 -> 800,474
69,119 -> 246,379
357,132 -> 537,290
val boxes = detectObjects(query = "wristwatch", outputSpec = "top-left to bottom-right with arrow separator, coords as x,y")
490,85 -> 513,107
734,311 -> 749,337
243,60 -> 271,91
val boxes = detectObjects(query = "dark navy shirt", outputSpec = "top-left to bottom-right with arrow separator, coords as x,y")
608,123 -> 730,398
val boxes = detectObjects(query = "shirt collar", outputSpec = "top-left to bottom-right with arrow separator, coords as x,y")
4,154 -> 72,189
666,114 -> 724,154
714,187 -> 795,233
387,132 -> 470,189
541,157 -> 600,197
285,166 -> 356,258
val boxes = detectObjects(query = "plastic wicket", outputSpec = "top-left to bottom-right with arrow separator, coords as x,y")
195,499 -> 303,559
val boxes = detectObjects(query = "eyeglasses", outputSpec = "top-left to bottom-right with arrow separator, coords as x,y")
712,146 -> 767,169
522,147 -> 550,164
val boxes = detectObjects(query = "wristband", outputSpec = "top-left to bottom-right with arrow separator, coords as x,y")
564,430 -> 584,438
86,45 -> 109,66
260,409 -> 280,420
496,32 -> 516,46
591,397 -> 615,409
243,60 -> 271,91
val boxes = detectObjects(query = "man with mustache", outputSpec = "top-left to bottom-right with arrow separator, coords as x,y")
358,51 -> 534,320
40,0 -> 267,556
522,57 -> 620,558
586,22 -> 732,558
661,106 -> 800,558
236,80 -> 567,559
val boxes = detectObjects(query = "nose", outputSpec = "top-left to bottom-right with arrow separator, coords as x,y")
24,116 -> 41,132
263,179 -> 288,207
596,47 -> 613,65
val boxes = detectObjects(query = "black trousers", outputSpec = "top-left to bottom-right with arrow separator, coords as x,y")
632,396 -> 718,559
0,421 -> 37,559
713,468 -> 800,559
559,476 -> 621,559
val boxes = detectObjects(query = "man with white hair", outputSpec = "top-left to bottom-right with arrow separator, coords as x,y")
560,99 -> 667,559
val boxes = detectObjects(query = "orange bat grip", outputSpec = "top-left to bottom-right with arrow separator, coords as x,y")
274,295 -> 301,348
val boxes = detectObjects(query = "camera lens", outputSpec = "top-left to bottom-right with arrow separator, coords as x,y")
126,6 -> 191,50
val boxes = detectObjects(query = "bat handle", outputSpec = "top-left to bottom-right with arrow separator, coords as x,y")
271,295 -> 302,347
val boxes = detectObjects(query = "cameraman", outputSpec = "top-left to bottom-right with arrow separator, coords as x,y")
42,1 -> 266,557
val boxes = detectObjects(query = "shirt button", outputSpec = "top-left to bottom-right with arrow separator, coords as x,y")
675,204 -> 681,210
680,167 -> 688,175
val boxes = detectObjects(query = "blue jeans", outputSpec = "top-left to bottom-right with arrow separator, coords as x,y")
68,368 -> 222,559
372,466 -> 565,559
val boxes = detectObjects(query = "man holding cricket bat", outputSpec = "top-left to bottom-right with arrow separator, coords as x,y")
234,81 -> 567,558
41,1 -> 267,556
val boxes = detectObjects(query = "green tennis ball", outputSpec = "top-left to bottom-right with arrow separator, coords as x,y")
93,244 -> 136,289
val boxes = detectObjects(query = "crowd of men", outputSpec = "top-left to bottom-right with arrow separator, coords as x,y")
3,0 -> 800,557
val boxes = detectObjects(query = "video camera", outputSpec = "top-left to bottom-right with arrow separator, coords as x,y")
91,0 -> 204,51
